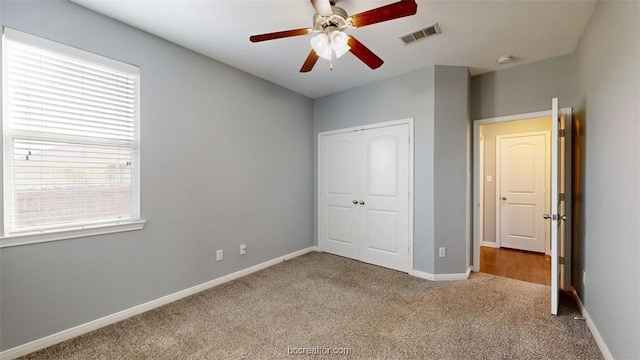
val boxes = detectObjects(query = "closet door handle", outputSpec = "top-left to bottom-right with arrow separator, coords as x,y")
353,200 -> 358,205
359,200 -> 365,205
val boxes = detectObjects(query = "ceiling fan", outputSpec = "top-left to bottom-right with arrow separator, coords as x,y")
249,0 -> 418,72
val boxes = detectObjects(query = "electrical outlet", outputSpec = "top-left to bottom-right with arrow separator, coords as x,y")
216,249 -> 223,261
582,270 -> 586,285
439,247 -> 446,258
240,244 -> 247,255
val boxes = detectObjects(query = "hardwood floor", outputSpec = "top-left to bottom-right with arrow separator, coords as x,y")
480,246 -> 551,286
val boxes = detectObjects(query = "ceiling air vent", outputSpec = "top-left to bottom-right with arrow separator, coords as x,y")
400,23 -> 441,45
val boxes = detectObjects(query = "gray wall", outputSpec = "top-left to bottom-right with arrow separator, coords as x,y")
470,53 -> 576,288
471,54 -> 576,120
0,1 -> 313,351
433,66 -> 471,274
573,1 -> 640,358
313,65 -> 470,275
480,118 -> 550,245
313,67 -> 436,273
471,1 -> 640,357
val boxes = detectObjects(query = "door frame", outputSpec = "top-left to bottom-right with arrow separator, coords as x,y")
317,118 -> 415,273
473,109 -> 572,288
495,131 -> 551,254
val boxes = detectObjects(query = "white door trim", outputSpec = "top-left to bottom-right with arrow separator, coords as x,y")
473,109 -> 572,281
318,118 -> 414,273
495,131 -> 551,253
318,118 -> 414,136
478,135 -> 484,246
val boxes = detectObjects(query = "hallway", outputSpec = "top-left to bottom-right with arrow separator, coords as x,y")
480,246 -> 551,285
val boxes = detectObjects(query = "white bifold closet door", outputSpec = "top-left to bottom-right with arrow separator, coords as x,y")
318,123 -> 410,272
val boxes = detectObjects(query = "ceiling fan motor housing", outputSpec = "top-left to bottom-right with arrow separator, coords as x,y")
313,6 -> 350,32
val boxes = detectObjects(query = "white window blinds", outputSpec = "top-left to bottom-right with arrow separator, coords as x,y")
3,28 -> 140,235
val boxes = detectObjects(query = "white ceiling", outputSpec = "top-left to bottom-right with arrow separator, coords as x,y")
71,0 -> 597,99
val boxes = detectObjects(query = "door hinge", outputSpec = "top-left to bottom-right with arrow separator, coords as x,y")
559,129 -> 566,137
559,193 -> 566,202
559,256 -> 565,265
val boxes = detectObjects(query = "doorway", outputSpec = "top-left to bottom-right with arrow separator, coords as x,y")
479,118 -> 551,285
473,108 -> 572,290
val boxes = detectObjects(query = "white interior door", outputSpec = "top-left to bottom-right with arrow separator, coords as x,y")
547,97 -> 565,316
359,124 -> 409,271
318,123 -> 410,272
498,133 -> 548,253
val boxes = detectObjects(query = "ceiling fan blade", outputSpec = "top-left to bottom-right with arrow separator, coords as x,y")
350,0 -> 417,28
300,50 -> 320,73
310,0 -> 333,17
348,36 -> 384,69
250,28 -> 313,43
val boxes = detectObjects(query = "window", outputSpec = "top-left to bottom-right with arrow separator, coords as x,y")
2,28 -> 143,247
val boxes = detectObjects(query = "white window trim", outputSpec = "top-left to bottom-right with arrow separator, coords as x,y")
3,27 -> 139,75
1,28 -> 144,247
0,220 -> 145,248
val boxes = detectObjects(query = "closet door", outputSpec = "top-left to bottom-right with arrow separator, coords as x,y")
318,132 -> 359,260
319,123 -> 410,272
359,124 -> 409,271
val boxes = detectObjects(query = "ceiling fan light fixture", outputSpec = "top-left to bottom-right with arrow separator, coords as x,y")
310,30 -> 351,60
333,43 -> 350,58
329,30 -> 350,58
330,30 -> 348,46
310,33 -> 332,60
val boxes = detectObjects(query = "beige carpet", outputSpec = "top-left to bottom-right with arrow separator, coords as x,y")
21,252 -> 602,359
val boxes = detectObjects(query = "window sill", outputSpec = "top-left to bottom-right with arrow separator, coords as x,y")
0,220 -> 146,248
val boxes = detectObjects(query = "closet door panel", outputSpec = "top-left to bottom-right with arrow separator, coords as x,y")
319,133 -> 359,259
360,124 -> 409,271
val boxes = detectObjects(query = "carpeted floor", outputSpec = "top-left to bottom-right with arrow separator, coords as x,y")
21,252 -> 602,359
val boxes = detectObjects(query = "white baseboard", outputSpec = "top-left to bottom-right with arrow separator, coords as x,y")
572,289 -> 613,360
410,266 -> 472,281
480,241 -> 500,248
0,246 -> 318,360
